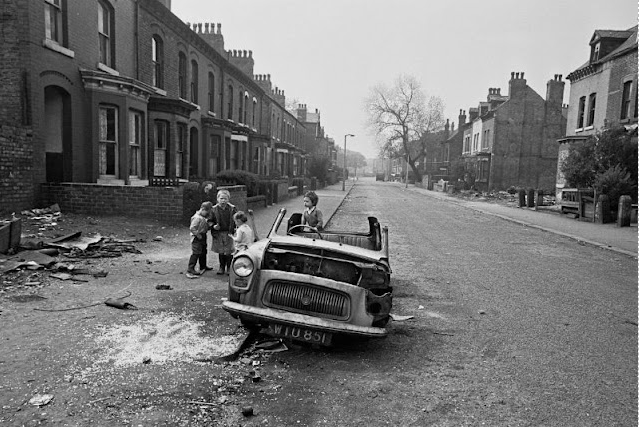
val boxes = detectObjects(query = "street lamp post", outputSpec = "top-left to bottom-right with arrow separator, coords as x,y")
342,134 -> 354,191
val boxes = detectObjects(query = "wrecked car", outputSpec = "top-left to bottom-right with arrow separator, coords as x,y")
222,208 -> 392,346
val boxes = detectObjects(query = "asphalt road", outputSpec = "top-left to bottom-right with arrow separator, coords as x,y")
258,177 -> 638,426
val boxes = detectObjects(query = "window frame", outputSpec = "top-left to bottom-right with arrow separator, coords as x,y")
129,110 -> 143,179
44,0 -> 64,45
97,0 -> 114,68
587,93 -> 596,127
190,60 -> 198,105
152,35 -> 164,89
620,80 -> 633,120
208,72 -> 215,113
176,123 -> 187,178
252,98 -> 257,128
244,92 -> 249,124
98,105 -> 119,178
577,96 -> 586,129
178,52 -> 187,99
227,84 -> 234,120
153,120 -> 169,177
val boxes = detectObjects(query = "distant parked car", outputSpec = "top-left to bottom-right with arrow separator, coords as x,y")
222,208 -> 392,346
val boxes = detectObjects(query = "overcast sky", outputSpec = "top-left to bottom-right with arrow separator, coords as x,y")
171,0 -> 636,158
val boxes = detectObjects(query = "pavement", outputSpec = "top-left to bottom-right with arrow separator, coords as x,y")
249,178 -> 638,259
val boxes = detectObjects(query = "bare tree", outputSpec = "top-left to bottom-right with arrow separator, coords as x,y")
365,74 -> 445,182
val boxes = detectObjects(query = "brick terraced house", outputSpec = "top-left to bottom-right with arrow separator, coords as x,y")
0,0 -> 322,215
460,72 -> 567,192
556,25 -> 638,201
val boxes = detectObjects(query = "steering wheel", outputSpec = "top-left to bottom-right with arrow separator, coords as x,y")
287,224 -> 323,239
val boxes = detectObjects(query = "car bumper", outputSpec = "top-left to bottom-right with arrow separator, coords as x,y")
222,301 -> 388,338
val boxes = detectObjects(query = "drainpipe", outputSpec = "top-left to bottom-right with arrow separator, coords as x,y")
134,0 -> 139,79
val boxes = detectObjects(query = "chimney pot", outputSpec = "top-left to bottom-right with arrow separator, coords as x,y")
521,72 -> 525,79
511,72 -> 515,79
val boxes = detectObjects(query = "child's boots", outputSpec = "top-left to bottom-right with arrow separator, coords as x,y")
187,254 -> 200,278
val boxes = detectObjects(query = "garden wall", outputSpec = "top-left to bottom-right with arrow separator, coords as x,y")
40,183 -> 247,225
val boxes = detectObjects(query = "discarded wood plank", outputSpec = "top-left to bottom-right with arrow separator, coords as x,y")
47,231 -> 82,244
187,400 -> 217,406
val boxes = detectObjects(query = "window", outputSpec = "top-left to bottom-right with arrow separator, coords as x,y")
227,85 -> 234,120
238,87 -> 244,123
190,60 -> 198,104
587,93 -> 596,127
244,93 -> 249,124
99,106 -> 118,177
621,81 -> 633,120
481,129 -> 489,150
252,99 -> 257,128
129,110 -> 143,178
178,53 -> 187,99
44,0 -> 64,44
577,96 -> 586,128
230,139 -> 238,169
478,160 -> 489,181
98,1 -> 114,68
253,146 -> 260,174
472,133 -> 479,152
208,72 -> 215,113
208,134 -> 221,176
154,120 -> 168,177
591,43 -> 600,62
152,36 -> 164,89
176,123 -> 186,178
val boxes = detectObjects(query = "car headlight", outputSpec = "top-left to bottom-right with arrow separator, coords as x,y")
232,256 -> 254,277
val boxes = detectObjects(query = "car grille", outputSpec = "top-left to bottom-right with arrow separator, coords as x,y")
263,281 -> 350,320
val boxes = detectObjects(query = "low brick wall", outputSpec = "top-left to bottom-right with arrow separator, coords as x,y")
275,180 -> 289,203
247,195 -> 267,211
41,183 -> 184,223
40,183 -> 248,225
288,186 -> 298,198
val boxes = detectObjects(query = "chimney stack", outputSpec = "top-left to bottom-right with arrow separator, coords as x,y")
508,71 -> 527,99
545,73 -> 565,107
458,109 -> 467,127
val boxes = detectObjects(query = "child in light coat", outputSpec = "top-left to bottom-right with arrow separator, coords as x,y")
230,211 -> 255,252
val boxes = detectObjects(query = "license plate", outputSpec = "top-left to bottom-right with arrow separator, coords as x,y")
267,323 -> 332,346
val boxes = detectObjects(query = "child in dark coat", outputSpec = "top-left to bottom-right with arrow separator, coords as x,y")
301,191 -> 324,230
187,201 -> 212,278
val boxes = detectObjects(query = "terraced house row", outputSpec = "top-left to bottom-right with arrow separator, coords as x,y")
1,0 -> 335,215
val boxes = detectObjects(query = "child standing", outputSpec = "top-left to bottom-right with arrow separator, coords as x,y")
230,211 -> 255,252
187,201 -> 212,279
210,189 -> 238,275
301,191 -> 324,230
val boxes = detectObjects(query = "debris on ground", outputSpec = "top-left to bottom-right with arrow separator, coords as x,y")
28,394 -> 54,406
390,314 -> 415,321
104,297 -> 137,310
